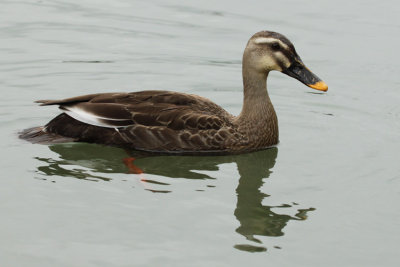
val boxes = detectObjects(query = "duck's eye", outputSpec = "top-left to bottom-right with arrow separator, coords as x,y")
271,42 -> 280,51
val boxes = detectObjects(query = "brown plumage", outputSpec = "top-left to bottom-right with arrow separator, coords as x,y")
19,31 -> 328,154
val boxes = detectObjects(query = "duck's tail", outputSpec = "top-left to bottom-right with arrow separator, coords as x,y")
19,126 -> 75,144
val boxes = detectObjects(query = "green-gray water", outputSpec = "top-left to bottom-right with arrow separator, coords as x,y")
1,0 -> 399,266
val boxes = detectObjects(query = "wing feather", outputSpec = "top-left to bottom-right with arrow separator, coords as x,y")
38,90 -> 238,151
60,103 -> 133,128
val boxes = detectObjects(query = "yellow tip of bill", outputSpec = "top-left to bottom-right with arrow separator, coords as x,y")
308,81 -> 328,92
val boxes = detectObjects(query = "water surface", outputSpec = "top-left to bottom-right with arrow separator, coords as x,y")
1,0 -> 399,266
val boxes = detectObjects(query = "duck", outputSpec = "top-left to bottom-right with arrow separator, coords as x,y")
20,31 -> 328,154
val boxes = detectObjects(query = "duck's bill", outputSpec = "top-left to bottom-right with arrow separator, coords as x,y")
283,61 -> 328,92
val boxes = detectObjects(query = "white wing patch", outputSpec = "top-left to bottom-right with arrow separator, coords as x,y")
63,106 -> 129,128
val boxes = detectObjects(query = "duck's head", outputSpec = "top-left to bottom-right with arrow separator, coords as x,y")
244,31 -> 328,92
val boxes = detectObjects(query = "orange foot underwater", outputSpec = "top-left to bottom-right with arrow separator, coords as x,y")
123,157 -> 143,174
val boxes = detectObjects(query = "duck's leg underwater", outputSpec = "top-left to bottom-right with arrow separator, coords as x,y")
122,157 -> 143,174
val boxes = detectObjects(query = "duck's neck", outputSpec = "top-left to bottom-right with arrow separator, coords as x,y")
240,69 -> 270,117
238,68 -> 276,121
236,68 -> 279,146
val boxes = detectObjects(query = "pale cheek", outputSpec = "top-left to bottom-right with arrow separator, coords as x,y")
276,52 -> 291,68
261,57 -> 282,71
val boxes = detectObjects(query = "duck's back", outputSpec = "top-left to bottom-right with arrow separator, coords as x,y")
21,90 -> 247,154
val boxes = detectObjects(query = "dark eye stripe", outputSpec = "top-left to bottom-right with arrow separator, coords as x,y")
271,42 -> 280,50
253,36 -> 295,58
279,46 -> 293,60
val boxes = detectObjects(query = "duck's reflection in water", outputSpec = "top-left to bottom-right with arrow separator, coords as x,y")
233,148 -> 314,252
36,144 -> 314,252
